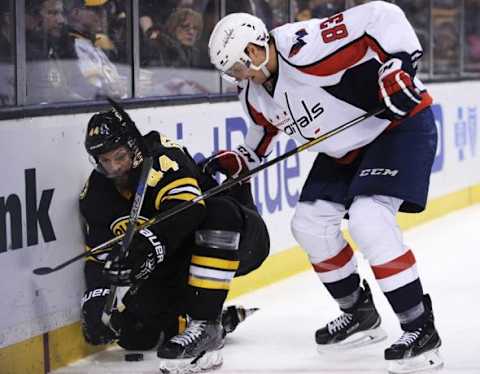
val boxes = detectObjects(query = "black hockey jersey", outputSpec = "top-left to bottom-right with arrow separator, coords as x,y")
79,131 -> 207,288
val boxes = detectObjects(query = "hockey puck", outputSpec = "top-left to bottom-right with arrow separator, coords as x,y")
125,353 -> 144,361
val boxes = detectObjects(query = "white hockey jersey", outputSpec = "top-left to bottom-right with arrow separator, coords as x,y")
236,1 -> 432,167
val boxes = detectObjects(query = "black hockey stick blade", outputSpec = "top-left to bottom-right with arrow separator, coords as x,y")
33,267 -> 56,275
33,107 -> 384,275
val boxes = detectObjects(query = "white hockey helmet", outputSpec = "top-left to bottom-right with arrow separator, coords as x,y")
208,12 -> 270,83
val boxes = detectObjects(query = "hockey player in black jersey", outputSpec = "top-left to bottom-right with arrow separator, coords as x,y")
79,101 -> 269,373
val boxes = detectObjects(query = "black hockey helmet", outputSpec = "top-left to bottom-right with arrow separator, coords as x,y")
85,98 -> 145,174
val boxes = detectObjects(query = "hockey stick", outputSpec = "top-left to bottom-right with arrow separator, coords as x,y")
100,98 -> 153,325
33,107 -> 384,276
101,154 -> 153,326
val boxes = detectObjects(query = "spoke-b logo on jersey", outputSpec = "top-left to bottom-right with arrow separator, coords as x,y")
110,215 -> 149,237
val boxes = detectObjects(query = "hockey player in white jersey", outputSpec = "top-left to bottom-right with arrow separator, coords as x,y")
206,2 -> 442,373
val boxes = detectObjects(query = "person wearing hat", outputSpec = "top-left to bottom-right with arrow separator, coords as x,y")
55,0 -> 127,99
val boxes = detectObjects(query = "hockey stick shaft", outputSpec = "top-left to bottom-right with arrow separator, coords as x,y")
101,155 -> 153,325
33,107 -> 383,275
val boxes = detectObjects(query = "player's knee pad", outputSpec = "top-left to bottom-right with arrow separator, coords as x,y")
195,229 -> 241,251
291,200 -> 347,263
348,195 -> 405,264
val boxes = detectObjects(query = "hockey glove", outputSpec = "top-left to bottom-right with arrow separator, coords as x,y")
378,57 -> 421,119
200,149 -> 248,178
103,228 -> 166,286
81,287 -> 123,345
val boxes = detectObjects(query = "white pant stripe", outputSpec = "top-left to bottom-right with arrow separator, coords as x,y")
189,265 -> 236,281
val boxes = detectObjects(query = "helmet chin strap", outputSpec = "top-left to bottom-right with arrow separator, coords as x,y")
250,43 -> 271,79
260,65 -> 271,79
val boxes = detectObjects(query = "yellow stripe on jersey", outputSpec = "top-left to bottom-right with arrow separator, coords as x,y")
155,177 -> 202,209
191,255 -> 240,271
188,276 -> 231,290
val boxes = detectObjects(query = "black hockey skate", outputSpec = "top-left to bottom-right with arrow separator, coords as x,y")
315,280 -> 387,352
385,294 -> 443,374
157,319 -> 224,374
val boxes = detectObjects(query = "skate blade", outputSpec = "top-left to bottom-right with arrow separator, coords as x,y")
159,350 -> 223,374
317,326 -> 388,353
387,348 -> 444,374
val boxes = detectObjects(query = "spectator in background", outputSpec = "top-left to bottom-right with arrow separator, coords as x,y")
147,8 -> 204,68
432,3 -> 460,75
25,0 -> 81,103
294,0 -> 345,20
60,0 -> 127,99
139,8 -> 208,96
0,2 -> 12,59
465,0 -> 480,70
26,0 -> 66,60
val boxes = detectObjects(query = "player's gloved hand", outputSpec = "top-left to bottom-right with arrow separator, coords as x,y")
200,150 -> 247,178
103,228 -> 166,286
81,287 -> 123,345
378,57 -> 421,119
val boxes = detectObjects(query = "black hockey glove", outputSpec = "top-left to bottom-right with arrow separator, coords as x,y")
378,57 -> 421,119
103,228 -> 166,286
81,287 -> 123,345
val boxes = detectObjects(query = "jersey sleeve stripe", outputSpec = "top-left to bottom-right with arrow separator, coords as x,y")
155,177 -> 202,209
289,34 -> 389,77
162,192 -> 206,205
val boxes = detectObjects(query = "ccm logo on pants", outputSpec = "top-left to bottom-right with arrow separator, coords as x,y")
359,168 -> 399,177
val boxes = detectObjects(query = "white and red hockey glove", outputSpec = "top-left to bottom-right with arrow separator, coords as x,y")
201,149 -> 248,178
378,57 -> 421,119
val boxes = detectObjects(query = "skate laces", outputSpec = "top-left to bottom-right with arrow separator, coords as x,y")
171,320 -> 206,347
394,329 -> 422,346
327,313 -> 353,334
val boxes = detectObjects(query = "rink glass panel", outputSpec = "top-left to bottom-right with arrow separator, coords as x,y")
0,0 -> 478,112
137,0 -> 221,97
464,0 -> 480,73
0,0 -> 15,107
24,0 -> 132,104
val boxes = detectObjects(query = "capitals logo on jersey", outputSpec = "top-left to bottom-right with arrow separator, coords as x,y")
288,28 -> 308,58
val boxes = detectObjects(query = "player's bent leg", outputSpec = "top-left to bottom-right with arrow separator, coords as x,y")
291,200 -> 386,351
158,197 -> 244,373
349,195 -> 443,371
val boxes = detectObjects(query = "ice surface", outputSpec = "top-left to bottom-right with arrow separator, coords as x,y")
53,205 -> 480,374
